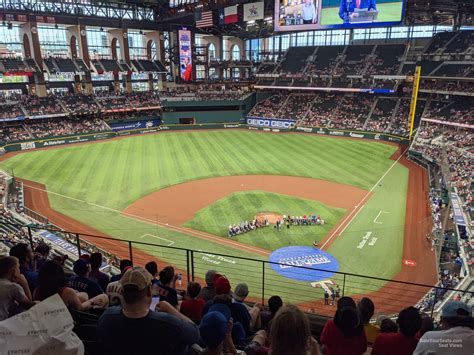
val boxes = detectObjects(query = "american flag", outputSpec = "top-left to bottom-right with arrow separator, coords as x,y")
195,10 -> 213,28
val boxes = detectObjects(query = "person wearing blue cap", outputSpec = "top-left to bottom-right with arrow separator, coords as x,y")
198,310 -> 243,355
414,301 -> 473,355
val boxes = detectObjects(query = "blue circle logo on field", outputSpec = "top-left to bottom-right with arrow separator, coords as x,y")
269,246 -> 339,282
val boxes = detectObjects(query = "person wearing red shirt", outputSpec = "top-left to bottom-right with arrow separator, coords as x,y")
372,306 -> 422,355
180,281 -> 205,322
181,57 -> 192,82
320,297 -> 367,355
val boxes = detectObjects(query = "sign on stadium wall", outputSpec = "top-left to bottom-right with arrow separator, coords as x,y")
246,117 -> 296,129
2,124 -> 242,152
291,126 -> 409,143
110,119 -> 162,131
450,192 -> 466,227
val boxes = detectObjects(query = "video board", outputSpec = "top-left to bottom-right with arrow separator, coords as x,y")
178,29 -> 193,82
274,0 -> 404,31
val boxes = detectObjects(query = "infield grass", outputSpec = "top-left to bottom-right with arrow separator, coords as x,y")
184,191 -> 346,250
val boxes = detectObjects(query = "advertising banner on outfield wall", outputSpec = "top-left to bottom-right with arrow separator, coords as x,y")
246,117 -> 296,129
1,124 -> 241,152
110,119 -> 162,131
293,126 -> 408,143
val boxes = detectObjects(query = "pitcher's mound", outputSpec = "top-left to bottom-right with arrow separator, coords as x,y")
256,212 -> 283,224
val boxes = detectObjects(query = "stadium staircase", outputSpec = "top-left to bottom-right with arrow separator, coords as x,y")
384,98 -> 402,133
362,98 -> 380,130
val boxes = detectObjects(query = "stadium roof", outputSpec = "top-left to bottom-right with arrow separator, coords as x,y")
152,0 -> 473,38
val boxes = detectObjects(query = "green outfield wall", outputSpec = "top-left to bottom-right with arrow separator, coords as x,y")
0,123 -> 408,154
162,110 -> 244,124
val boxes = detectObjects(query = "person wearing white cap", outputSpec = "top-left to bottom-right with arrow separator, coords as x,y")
98,266 -> 199,355
414,301 -> 473,355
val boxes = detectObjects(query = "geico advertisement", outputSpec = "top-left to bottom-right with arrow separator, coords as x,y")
246,118 -> 295,129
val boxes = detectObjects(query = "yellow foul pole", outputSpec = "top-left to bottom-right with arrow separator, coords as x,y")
408,66 -> 421,141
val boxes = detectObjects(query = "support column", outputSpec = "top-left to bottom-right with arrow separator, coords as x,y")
145,31 -> 163,91
20,20 -> 46,96
110,28 -> 131,93
75,24 -> 93,94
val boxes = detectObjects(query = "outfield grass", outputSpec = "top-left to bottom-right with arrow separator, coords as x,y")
0,130 -> 408,301
1,131 -> 397,210
184,191 -> 346,250
321,2 -> 403,25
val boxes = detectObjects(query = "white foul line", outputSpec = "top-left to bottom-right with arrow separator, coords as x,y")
22,183 -> 268,255
320,149 -> 406,250
140,233 -> 174,246
373,210 -> 389,224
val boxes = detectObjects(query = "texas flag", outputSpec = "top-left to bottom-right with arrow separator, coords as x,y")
224,5 -> 238,24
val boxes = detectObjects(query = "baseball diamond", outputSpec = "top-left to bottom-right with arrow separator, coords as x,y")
0,6 -> 471,353
0,130 -> 437,309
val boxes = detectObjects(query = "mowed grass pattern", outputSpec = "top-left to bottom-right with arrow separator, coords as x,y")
1,131 -> 397,212
185,191 -> 346,250
0,131 -> 409,301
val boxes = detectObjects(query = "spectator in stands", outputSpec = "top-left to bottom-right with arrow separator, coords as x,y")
110,259 -> 132,282
145,261 -> 160,286
248,304 -> 321,355
33,260 -> 107,311
155,266 -> 179,307
261,295 -> 283,330
180,281 -> 205,322
0,255 -> 34,321
372,306 -> 422,355
68,258 -> 103,299
416,313 -> 434,340
106,260 -> 133,306
9,243 -> 38,292
88,252 -> 109,291
198,269 -> 218,302
380,318 -> 398,333
97,266 -> 199,355
234,282 -> 262,330
203,276 -> 252,336
357,297 -> 379,345
320,297 -> 367,355
198,310 -> 240,355
34,242 -> 50,270
414,301 -> 473,355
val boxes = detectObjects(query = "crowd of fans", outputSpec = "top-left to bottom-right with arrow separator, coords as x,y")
27,117 -> 110,138
421,80 -> 474,93
58,92 -> 101,114
412,99 -> 472,207
22,96 -> 65,117
0,117 -> 109,143
0,104 -> 26,120
1,244 -> 473,354
161,86 -> 247,101
0,124 -> 32,144
250,92 -> 428,137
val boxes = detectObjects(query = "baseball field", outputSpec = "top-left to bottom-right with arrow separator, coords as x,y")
0,130 -> 437,311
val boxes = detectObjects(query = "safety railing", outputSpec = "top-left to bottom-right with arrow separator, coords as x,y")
3,221 -> 472,318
